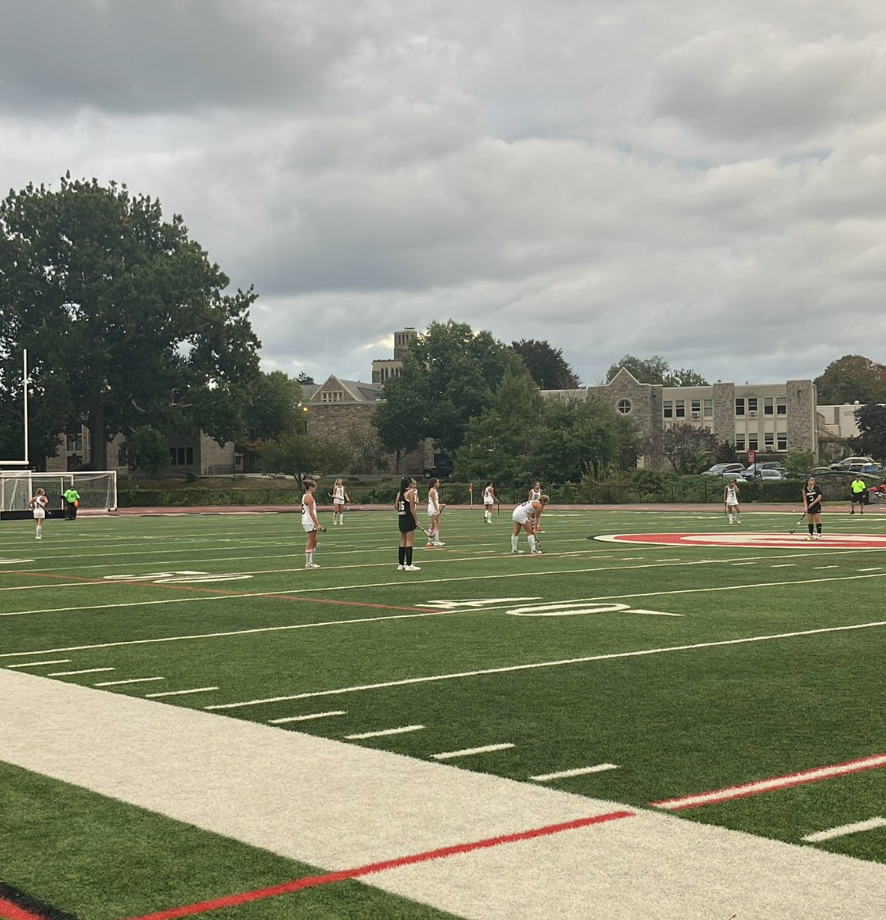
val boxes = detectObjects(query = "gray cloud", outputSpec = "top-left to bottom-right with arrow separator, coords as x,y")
1,0 -> 885,390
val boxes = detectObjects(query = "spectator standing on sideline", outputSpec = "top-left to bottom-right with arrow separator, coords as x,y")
330,479 -> 350,526
511,495 -> 548,554
63,486 -> 81,521
850,475 -> 867,515
29,488 -> 49,540
483,481 -> 496,523
396,477 -> 421,571
724,477 -> 742,524
301,480 -> 324,568
803,476 -> 824,541
426,478 -> 445,547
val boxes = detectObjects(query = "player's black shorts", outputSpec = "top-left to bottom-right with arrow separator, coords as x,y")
851,492 -> 866,503
398,517 -> 417,533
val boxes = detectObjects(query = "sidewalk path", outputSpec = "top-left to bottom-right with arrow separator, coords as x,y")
3,669 -> 886,919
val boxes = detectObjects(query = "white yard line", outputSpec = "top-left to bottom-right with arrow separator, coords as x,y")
48,667 -> 115,676
432,743 -> 515,760
3,669 -> 886,920
95,677 -> 166,687
205,617 -> 886,710
145,686 -> 219,698
6,659 -> 70,668
4,570 -> 886,659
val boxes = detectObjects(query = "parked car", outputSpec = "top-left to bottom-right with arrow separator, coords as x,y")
702,463 -> 745,478
830,456 -> 876,471
742,462 -> 787,478
755,469 -> 787,481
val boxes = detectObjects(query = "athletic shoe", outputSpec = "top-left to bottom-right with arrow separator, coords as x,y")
404,564 -> 421,571
815,534 -> 822,540
531,548 -> 544,554
305,562 -> 320,568
511,549 -> 523,554
397,564 -> 405,571
433,541 -> 446,546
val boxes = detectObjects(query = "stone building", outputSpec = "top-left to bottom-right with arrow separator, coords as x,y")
371,327 -> 419,384
543,369 -> 818,468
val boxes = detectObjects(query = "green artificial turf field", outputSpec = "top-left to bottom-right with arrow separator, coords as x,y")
2,504 -> 886,918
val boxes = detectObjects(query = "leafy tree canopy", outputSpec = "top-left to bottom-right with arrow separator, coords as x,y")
510,339 -> 581,389
814,356 -> 886,405
649,423 -> 719,475
260,432 -> 350,490
606,355 -> 708,387
0,175 -> 261,468
373,320 -> 530,456
851,403 -> 886,462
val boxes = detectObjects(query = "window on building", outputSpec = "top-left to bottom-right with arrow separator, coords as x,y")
675,400 -> 685,418
736,434 -> 746,451
66,433 -> 83,452
616,399 -> 632,415
703,398 -> 713,418
169,447 -> 194,466
747,397 -> 758,415
777,396 -> 787,415
764,432 -> 774,450
764,397 -> 774,415
748,433 -> 759,451
691,399 -> 701,419
735,398 -> 745,416
663,400 -> 673,418
321,391 -> 344,403
777,432 -> 787,451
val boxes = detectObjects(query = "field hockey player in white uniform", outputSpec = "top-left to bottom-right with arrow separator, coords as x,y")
483,481 -> 496,523
724,478 -> 741,524
301,480 -> 324,568
29,488 -> 49,540
331,479 -> 349,526
426,478 -> 445,547
511,495 -> 547,554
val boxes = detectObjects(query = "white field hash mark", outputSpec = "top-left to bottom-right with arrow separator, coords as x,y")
803,817 -> 886,843
95,677 -> 166,687
531,764 -> 619,781
145,686 -> 219,698
6,659 -> 70,668
48,667 -> 115,677
345,725 -> 425,740
432,743 -> 515,761
269,711 -> 346,724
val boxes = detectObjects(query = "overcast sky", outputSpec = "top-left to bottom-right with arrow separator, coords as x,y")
2,0 -> 885,387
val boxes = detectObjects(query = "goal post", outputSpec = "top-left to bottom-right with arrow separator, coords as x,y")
0,471 -> 118,519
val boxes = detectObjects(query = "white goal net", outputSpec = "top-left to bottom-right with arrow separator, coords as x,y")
0,471 -> 118,514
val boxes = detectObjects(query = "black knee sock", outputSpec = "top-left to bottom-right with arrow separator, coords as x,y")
808,525 -> 814,535
816,524 -> 822,534
406,546 -> 413,565
399,546 -> 406,565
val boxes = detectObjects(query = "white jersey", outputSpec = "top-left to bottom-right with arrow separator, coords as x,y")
512,500 -> 539,525
31,495 -> 48,520
301,494 -> 318,532
333,485 -> 345,503
725,484 -> 740,507
427,488 -> 440,516
529,488 -> 542,502
483,486 -> 495,506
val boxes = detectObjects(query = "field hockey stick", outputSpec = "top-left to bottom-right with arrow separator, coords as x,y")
789,511 -> 807,535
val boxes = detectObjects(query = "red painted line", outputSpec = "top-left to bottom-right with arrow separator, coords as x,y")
0,898 -> 45,920
651,751 -> 886,811
120,810 -> 634,920
2,570 -> 436,615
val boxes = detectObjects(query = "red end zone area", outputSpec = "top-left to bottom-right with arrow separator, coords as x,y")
596,532 -> 886,549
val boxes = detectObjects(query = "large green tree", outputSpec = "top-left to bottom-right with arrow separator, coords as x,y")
0,175 -> 261,469
606,355 -> 708,387
373,320 -> 529,457
815,356 -> 886,405
238,371 -> 303,472
851,403 -> 886,462
510,339 -> 581,389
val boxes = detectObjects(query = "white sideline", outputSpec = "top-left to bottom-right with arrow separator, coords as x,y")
2,669 -> 886,920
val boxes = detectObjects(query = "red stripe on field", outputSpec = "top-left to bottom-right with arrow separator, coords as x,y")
120,810 -> 634,920
3,570 -> 436,615
0,898 -> 46,920
651,751 -> 886,811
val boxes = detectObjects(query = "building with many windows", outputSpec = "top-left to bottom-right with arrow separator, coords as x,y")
544,369 -> 818,467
